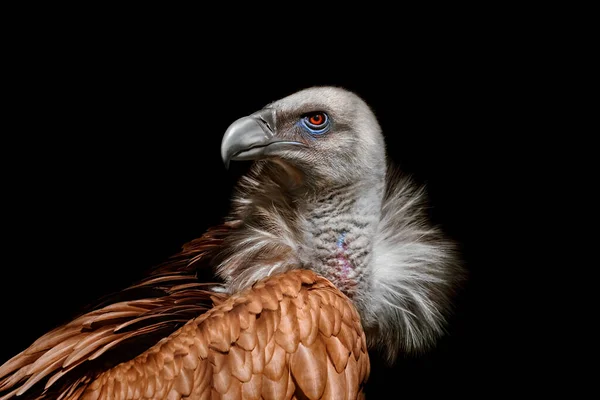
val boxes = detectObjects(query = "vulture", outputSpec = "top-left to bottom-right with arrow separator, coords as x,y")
0,87 -> 462,399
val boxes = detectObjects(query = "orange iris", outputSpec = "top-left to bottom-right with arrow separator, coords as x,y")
308,113 -> 325,126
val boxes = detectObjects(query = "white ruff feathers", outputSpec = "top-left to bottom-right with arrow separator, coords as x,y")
217,166 -> 461,362
362,170 -> 460,360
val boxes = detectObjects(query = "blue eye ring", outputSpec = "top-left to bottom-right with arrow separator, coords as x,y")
300,112 -> 330,135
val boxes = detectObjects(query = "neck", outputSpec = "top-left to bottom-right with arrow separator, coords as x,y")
298,180 -> 384,297
219,161 -> 386,297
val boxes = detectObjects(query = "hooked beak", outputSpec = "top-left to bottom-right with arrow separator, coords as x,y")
221,108 -> 305,168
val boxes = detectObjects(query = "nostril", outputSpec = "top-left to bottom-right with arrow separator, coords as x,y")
258,116 -> 273,133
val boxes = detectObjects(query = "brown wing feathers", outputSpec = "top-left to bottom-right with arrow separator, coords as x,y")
78,270 -> 369,399
0,218 -> 370,399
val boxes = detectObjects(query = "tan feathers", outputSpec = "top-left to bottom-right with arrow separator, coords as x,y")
80,270 -> 369,400
0,270 -> 369,399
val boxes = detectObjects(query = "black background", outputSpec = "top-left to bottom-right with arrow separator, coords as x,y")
0,24 -> 541,398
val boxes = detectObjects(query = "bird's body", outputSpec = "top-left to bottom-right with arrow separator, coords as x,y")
0,87 -> 461,399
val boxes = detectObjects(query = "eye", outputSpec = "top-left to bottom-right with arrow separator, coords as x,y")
300,112 -> 330,135
308,113 -> 325,126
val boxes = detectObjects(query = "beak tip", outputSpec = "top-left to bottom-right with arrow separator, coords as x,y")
221,142 -> 233,170
220,109 -> 279,168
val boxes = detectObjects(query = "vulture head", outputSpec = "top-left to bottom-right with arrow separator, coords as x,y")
221,87 -> 386,189
219,86 -> 461,361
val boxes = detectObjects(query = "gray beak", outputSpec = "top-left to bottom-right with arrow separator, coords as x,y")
221,108 -> 305,168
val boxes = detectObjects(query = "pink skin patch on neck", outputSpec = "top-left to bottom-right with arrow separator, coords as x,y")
336,232 -> 353,281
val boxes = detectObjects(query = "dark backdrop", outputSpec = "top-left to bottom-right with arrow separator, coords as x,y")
1,34 -> 528,397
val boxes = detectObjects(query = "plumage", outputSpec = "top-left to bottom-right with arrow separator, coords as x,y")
0,86 -> 462,399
